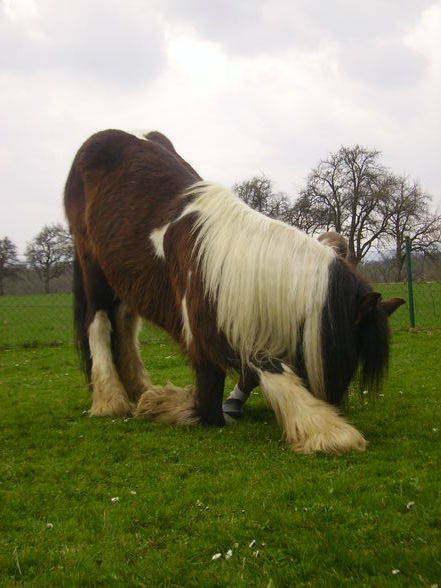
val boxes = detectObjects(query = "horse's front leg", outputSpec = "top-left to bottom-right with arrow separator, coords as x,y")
258,363 -> 367,454
195,361 -> 226,426
223,367 -> 259,419
134,359 -> 225,427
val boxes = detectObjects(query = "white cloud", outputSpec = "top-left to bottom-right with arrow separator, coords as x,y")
3,0 -> 39,22
0,0 -> 440,253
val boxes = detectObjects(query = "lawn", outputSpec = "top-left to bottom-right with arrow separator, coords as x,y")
0,327 -> 440,586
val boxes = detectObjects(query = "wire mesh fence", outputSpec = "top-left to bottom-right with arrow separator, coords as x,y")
1,247 -> 440,349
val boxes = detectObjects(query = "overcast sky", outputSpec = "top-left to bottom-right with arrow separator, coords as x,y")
1,0 -> 440,254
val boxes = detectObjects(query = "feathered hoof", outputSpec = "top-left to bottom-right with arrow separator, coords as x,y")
291,422 -> 367,455
89,398 -> 133,417
134,383 -> 199,425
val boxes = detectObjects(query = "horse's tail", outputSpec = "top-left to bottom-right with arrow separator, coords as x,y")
72,252 -> 92,387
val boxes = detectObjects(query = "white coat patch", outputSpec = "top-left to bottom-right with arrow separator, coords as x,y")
150,224 -> 170,259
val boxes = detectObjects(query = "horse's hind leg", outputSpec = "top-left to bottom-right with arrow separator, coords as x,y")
88,310 -> 133,416
113,303 -> 152,402
258,364 -> 366,454
79,259 -> 133,417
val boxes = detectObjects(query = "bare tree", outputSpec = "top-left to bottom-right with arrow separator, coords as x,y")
0,237 -> 20,296
379,176 -> 441,281
296,146 -> 395,263
25,224 -> 73,293
233,174 -> 293,222
290,191 -> 332,234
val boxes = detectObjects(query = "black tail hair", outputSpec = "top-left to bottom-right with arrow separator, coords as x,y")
73,253 -> 92,387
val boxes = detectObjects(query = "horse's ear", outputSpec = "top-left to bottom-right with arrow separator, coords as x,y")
356,292 -> 381,324
380,297 -> 406,316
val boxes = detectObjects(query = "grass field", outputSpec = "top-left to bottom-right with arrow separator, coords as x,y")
1,323 -> 440,586
0,281 -> 440,349
0,293 -> 73,348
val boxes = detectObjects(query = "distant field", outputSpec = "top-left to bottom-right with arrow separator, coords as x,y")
0,293 -> 169,348
375,281 -> 441,330
0,281 -> 440,348
0,293 -> 73,348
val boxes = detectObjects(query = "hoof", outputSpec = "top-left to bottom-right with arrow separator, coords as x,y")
222,398 -> 245,420
89,398 -> 133,417
135,383 -> 198,425
291,422 -> 367,455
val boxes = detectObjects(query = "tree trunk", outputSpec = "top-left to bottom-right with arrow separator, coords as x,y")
394,241 -> 405,282
394,257 -> 405,282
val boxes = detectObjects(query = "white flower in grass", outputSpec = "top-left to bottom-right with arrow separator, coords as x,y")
392,569 -> 400,575
211,553 -> 222,560
46,523 -> 54,529
225,549 -> 233,560
111,496 -> 120,503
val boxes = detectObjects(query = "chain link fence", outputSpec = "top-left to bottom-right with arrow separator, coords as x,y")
1,247 -> 440,348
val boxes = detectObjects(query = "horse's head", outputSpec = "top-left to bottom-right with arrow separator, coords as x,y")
354,291 -> 405,391
321,260 -> 405,405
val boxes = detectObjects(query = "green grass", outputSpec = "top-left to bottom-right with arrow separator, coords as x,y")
1,331 -> 440,586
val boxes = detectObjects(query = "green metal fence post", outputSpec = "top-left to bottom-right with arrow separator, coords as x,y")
405,236 -> 415,329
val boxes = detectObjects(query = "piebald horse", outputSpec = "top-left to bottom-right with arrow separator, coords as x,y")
64,129 -> 404,454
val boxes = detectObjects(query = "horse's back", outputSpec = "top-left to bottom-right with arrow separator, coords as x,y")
67,129 -> 197,194
65,128 -> 199,235
64,129 -> 200,315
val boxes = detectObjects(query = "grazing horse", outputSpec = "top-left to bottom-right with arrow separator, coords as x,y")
64,129 -> 404,454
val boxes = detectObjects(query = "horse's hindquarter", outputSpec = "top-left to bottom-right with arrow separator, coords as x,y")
71,130 -> 198,334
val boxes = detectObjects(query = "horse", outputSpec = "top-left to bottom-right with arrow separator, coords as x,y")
317,231 -> 350,259
64,129 -> 404,454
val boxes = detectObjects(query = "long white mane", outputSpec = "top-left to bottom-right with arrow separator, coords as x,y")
183,182 -> 336,399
